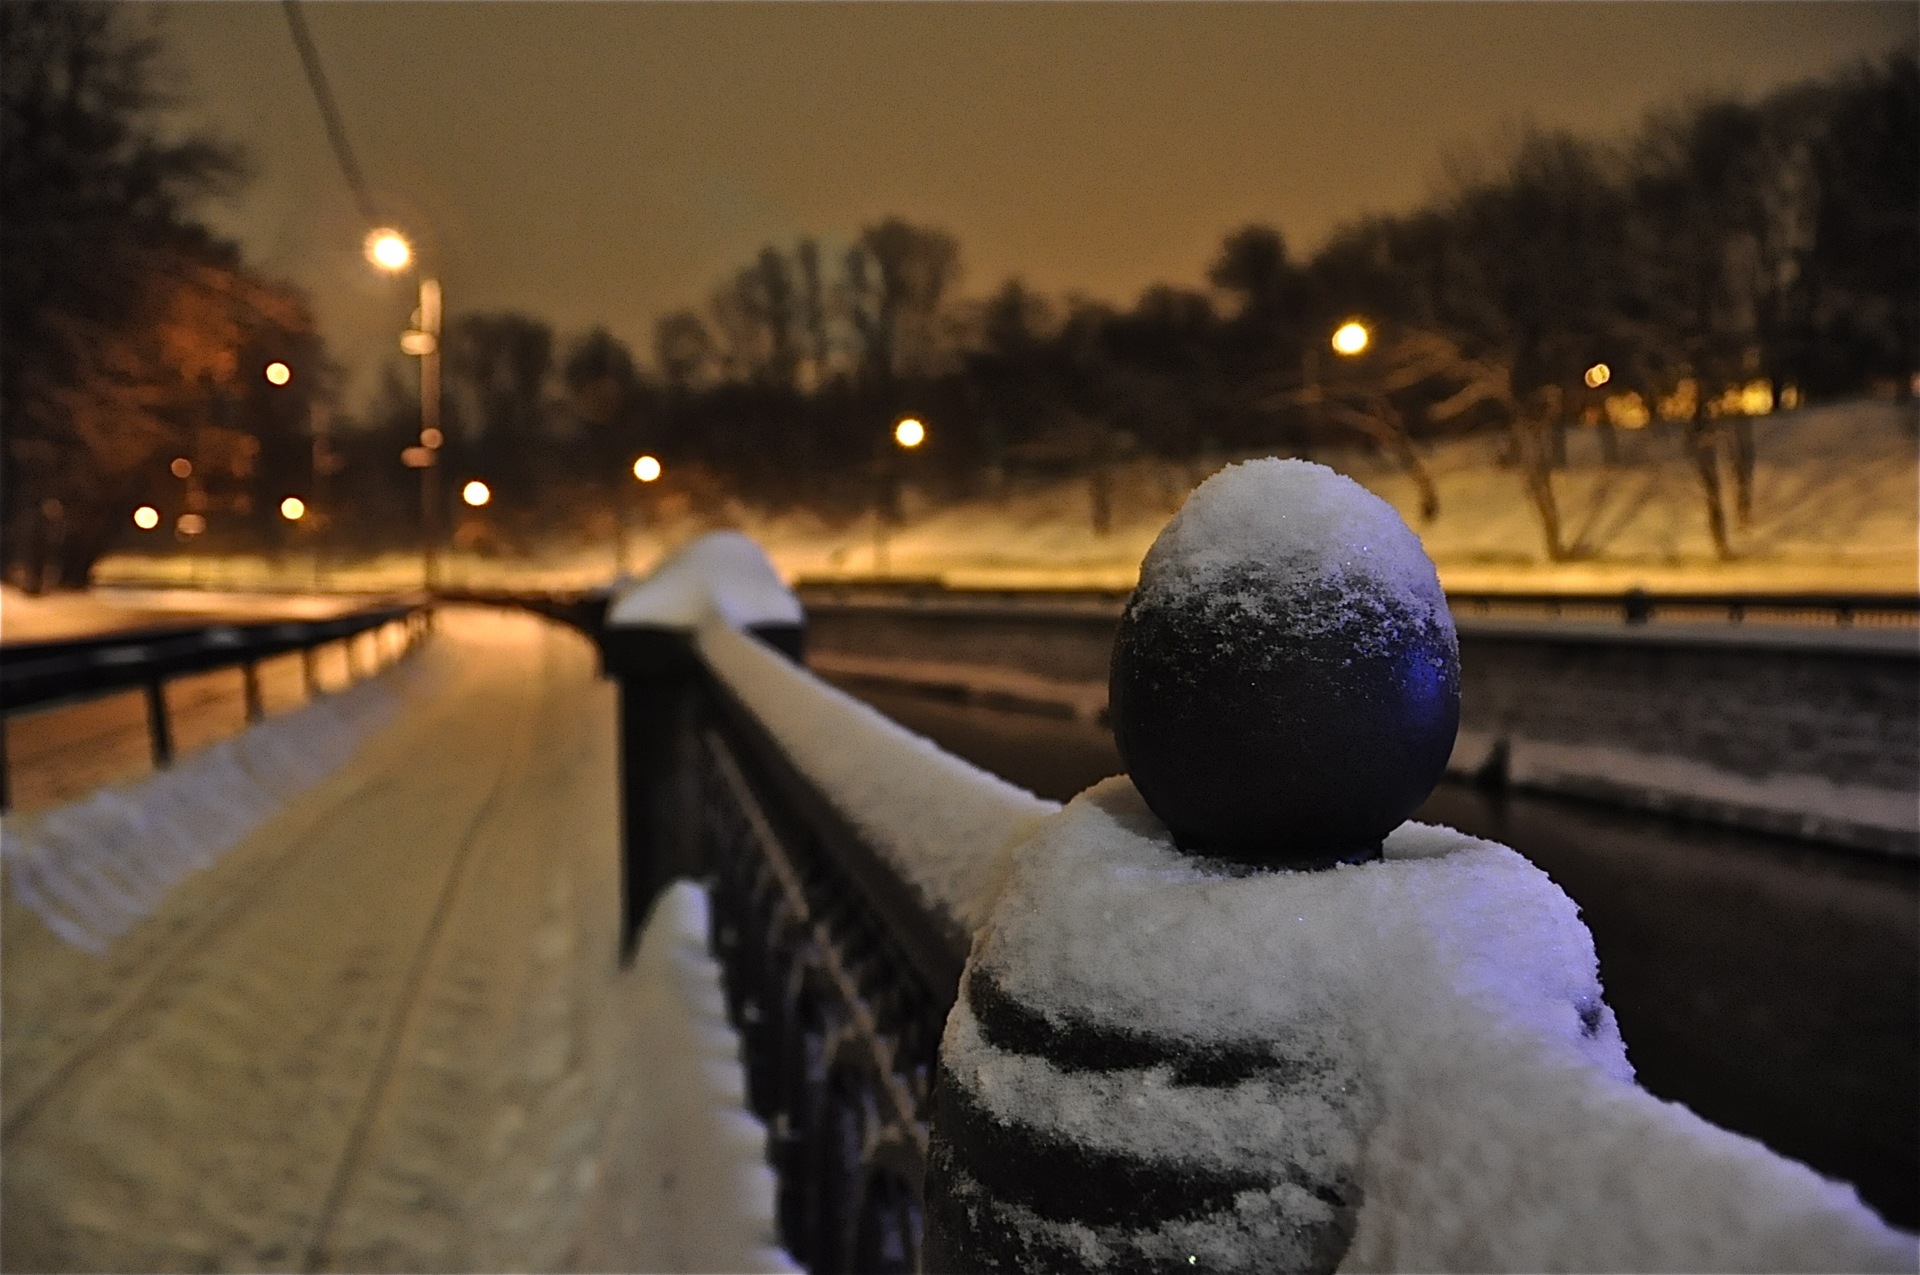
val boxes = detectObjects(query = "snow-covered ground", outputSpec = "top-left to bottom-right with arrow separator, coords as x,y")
92,398 -> 1918,596
1,609 -> 791,1272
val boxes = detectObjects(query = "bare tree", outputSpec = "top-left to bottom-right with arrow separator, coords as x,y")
842,217 -> 961,384
652,309 -> 714,394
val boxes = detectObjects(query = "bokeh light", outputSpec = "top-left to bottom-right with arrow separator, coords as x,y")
133,505 -> 160,530
894,418 -> 926,448
169,457 -> 193,479
280,496 -> 306,521
1584,363 -> 1611,389
462,480 -> 492,507
365,229 -> 412,271
264,361 -> 292,386
633,454 -> 662,482
1331,321 -> 1370,356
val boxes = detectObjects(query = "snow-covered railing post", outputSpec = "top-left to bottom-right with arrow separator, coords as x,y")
598,531 -> 1054,1273
600,536 -> 804,957
921,460 -> 1914,1274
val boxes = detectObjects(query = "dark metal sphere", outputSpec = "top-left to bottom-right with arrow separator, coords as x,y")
1109,464 -> 1460,869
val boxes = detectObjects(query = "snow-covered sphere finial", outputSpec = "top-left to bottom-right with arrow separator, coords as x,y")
1109,459 -> 1459,868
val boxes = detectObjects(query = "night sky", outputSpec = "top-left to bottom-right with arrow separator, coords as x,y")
144,2 -> 1914,410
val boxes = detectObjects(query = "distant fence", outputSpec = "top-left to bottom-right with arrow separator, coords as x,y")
533,536 -> 1913,1273
0,602 -> 433,810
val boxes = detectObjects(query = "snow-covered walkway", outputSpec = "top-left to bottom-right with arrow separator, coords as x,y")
1,608 -> 790,1273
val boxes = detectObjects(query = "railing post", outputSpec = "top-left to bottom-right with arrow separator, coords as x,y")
599,626 -> 705,961
144,677 -> 173,768
242,661 -> 264,723
925,459 -> 1461,1273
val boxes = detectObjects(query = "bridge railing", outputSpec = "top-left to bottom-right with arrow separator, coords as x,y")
0,600 -> 433,810
597,529 -> 1912,1274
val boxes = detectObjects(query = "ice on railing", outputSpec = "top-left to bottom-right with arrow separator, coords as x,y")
606,532 -> 804,632
2,656 -> 425,952
698,621 -> 1057,938
941,777 -> 1916,1273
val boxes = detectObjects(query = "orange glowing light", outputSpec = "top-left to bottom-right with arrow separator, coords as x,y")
1584,363 -> 1611,389
280,496 -> 307,521
894,418 -> 926,448
366,229 -> 412,271
176,513 -> 207,536
264,361 -> 292,386
133,505 -> 160,530
462,480 -> 491,507
633,455 -> 662,482
1331,321 -> 1370,356
170,457 -> 193,479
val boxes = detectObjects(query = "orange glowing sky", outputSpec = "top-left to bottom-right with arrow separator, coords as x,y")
145,2 -> 1913,410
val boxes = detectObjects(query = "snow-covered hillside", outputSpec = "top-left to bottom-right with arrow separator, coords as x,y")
91,399 -> 1917,596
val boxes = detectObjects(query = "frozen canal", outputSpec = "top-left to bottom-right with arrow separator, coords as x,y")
842,682 -> 1920,1231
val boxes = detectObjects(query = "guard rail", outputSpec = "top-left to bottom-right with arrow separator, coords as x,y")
0,601 -> 433,810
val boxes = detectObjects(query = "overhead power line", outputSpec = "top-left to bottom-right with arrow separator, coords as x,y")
281,0 -> 381,227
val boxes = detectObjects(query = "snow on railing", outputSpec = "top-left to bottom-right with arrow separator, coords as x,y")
601,507 -> 1915,1274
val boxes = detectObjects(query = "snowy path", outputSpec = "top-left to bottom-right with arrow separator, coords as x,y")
1,608 -> 787,1273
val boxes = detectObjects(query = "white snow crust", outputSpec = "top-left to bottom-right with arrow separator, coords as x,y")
0,654 -> 426,952
1132,459 -> 1448,642
607,531 -> 804,631
698,621 -> 1057,937
958,777 -> 1916,1273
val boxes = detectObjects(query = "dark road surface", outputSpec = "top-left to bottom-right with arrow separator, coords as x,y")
841,682 -> 1920,1230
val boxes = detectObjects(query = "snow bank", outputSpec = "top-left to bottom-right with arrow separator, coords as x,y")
615,880 -> 801,1274
607,531 -> 803,631
1,654 -> 427,952
938,778 -> 1914,1273
699,622 -> 1057,938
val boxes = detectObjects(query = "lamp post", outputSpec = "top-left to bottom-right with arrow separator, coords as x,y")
873,418 -> 925,576
366,229 -> 443,590
619,454 -> 662,575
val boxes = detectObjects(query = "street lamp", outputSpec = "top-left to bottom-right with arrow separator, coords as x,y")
873,418 -> 928,575
633,454 -> 662,483
280,496 -> 307,522
1331,320 -> 1371,356
264,361 -> 292,386
133,505 -> 160,530
367,226 -> 443,589
461,480 -> 491,507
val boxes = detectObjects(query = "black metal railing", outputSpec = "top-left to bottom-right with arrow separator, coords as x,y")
502,544 -> 1918,1273
597,614 -> 965,1274
0,601 -> 433,810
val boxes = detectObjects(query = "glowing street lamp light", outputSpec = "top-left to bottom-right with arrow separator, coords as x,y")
133,505 -> 160,530
461,480 -> 491,507
894,417 -> 926,449
365,228 -> 412,272
633,454 -> 662,483
365,225 -> 443,588
279,496 -> 307,522
1584,363 -> 1612,389
170,457 -> 193,479
265,361 -> 292,386
1331,321 -> 1371,356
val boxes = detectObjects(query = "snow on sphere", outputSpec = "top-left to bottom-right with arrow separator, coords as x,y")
1110,459 -> 1459,866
